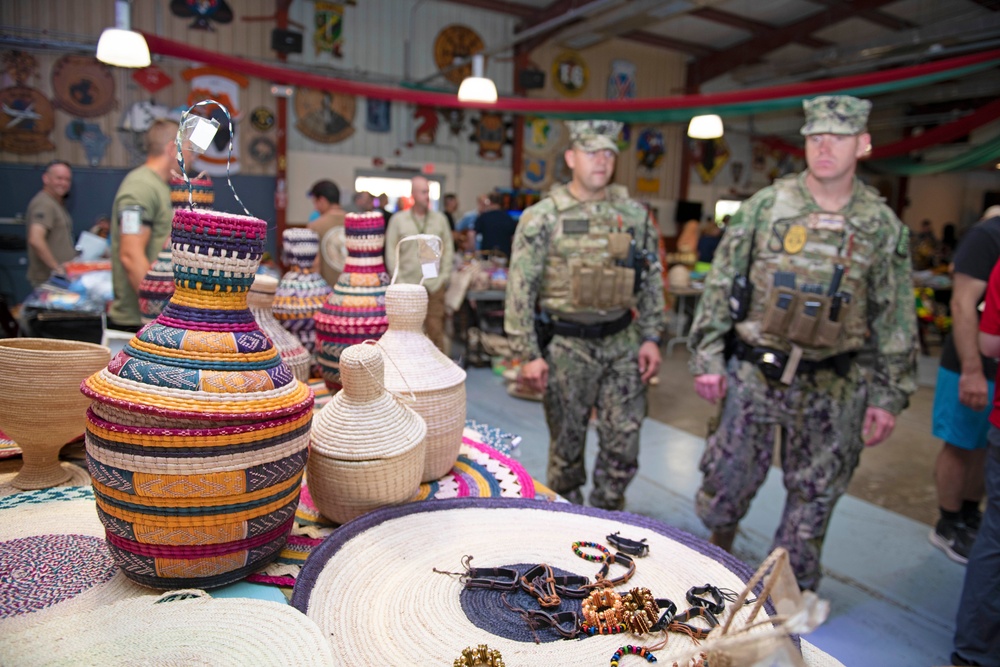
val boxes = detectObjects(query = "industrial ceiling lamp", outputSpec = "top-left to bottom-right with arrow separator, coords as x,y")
96,0 -> 151,68
687,114 -> 724,139
457,54 -> 497,104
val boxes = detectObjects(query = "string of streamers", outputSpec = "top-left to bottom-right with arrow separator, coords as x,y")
175,99 -> 251,216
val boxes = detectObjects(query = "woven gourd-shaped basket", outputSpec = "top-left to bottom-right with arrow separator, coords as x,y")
314,212 -> 390,391
273,227 -> 332,360
249,274 -> 312,383
379,283 -> 466,481
81,208 -> 314,590
138,175 -> 215,324
308,343 -> 426,524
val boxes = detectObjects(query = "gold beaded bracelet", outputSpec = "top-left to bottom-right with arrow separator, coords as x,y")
454,644 -> 505,667
621,587 -> 660,634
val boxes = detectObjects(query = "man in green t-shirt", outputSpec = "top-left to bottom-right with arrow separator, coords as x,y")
26,160 -> 75,287
108,119 -> 182,331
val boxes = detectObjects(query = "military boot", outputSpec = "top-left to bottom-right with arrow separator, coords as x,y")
709,526 -> 737,552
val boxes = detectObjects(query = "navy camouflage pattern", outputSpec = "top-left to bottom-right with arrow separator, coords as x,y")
799,95 -> 871,136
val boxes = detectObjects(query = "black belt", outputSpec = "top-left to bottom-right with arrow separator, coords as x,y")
731,339 -> 854,379
551,311 -> 633,340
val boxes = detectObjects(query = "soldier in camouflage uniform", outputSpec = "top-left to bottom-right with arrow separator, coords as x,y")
688,95 -> 918,589
505,120 -> 666,510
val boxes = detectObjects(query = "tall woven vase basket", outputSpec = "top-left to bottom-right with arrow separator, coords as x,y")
314,212 -> 390,391
379,236 -> 466,481
248,273 -> 312,383
308,342 -> 427,524
272,227 -> 332,362
80,102 -> 314,589
138,174 -> 214,324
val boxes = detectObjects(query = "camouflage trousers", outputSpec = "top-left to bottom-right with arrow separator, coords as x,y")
543,327 -> 647,510
696,356 -> 868,590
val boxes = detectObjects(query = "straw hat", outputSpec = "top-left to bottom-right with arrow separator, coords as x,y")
0,487 -> 148,634
308,343 -> 426,524
379,283 -> 466,481
291,498 -> 836,666
0,589 -> 334,666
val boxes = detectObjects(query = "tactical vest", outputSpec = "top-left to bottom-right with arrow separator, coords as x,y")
734,174 -> 885,359
538,184 -> 647,324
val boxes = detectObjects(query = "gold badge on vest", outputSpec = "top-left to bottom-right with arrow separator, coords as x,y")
783,224 -> 807,254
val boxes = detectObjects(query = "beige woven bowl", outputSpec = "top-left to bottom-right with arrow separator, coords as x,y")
308,342 -> 427,524
0,339 -> 109,489
379,283 -> 466,481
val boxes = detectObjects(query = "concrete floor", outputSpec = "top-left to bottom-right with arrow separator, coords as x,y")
462,347 -> 966,667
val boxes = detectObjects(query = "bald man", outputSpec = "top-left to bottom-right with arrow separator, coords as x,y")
108,119 -> 183,331
385,176 -> 455,351
26,160 -> 75,287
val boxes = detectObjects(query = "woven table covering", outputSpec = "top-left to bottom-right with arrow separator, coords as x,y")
0,486 -> 148,634
0,589 -> 334,666
246,424 -> 548,591
290,498 -> 841,667
0,429 -> 20,459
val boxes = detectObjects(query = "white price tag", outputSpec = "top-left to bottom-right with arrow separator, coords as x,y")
421,262 -> 438,280
120,207 -> 142,235
189,117 -> 218,152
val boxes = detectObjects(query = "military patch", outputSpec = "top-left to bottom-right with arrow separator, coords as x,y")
563,218 -> 589,234
783,224 -> 807,254
808,212 -> 845,231
895,226 -> 910,258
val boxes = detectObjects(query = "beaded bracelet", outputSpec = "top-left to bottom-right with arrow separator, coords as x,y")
621,587 -> 660,634
582,588 -> 625,634
454,644 -> 505,667
572,540 -> 612,563
610,645 -> 657,665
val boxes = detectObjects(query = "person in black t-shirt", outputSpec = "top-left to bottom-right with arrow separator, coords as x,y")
474,193 -> 518,259
930,207 -> 1000,564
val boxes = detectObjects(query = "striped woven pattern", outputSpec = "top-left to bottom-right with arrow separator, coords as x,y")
273,228 -> 332,358
138,246 -> 174,324
82,208 -> 313,589
314,212 -> 390,390
249,274 -> 312,382
169,174 -> 214,209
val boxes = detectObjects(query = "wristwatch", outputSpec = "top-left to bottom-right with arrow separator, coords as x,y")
642,335 -> 662,346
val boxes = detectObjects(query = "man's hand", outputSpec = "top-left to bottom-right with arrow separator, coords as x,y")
638,340 -> 661,384
518,357 -> 549,394
958,370 -> 989,412
694,374 -> 727,404
862,406 -> 895,447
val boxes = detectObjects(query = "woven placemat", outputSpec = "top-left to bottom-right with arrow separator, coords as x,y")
247,431 -> 547,591
290,498 -> 819,666
0,589 -> 334,666
0,486 -> 147,634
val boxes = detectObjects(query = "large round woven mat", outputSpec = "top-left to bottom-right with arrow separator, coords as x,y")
0,487 -> 147,634
0,589 -> 335,666
292,498 -> 795,665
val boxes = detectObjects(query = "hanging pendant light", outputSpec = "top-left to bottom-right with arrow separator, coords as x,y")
96,0 -> 151,68
687,114 -> 724,139
457,54 -> 498,104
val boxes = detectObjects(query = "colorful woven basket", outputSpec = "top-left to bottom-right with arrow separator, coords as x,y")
308,343 -> 426,524
81,208 -> 314,589
273,228 -> 332,361
379,283 -> 466,481
138,175 -> 215,323
314,212 -> 390,391
249,274 -> 312,383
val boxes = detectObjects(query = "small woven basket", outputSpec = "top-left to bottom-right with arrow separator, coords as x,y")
308,343 -> 426,524
249,274 -> 312,382
379,283 -> 466,481
273,227 -> 332,361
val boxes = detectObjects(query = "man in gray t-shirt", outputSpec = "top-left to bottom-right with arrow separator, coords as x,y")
26,160 -> 75,287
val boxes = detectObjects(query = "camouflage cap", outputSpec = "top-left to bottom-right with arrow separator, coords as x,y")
800,95 -> 872,136
567,119 -> 623,153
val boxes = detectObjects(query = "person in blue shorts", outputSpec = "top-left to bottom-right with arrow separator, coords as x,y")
930,206 -> 1000,564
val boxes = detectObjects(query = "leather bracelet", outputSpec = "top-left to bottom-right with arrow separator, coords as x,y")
465,566 -> 519,591
607,531 -> 650,557
520,563 -> 561,608
668,606 -> 719,640
650,598 -> 678,632
686,584 -> 726,615
588,551 -> 636,589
